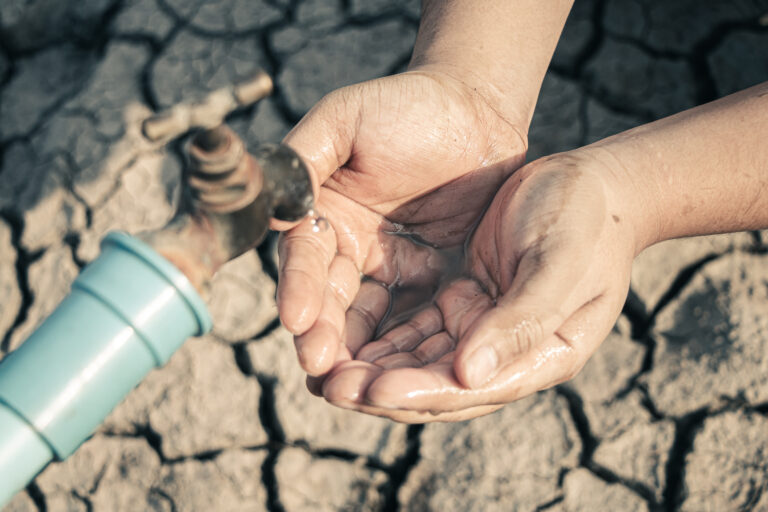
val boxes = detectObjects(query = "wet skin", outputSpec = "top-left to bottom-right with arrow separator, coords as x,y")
274,68 -> 640,423
279,79 -> 768,423
318,153 -> 637,422
276,69 -> 527,381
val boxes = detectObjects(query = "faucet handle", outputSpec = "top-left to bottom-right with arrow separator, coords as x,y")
141,71 -> 273,143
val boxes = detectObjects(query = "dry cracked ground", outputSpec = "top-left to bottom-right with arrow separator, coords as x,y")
1,0 -> 767,511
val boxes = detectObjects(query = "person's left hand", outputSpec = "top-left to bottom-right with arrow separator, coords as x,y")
275,69 -> 529,381
318,150 -> 644,422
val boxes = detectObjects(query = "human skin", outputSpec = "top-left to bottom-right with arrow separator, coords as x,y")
275,0 -> 574,378
319,81 -> 768,423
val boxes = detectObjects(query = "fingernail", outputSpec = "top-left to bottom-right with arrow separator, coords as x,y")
464,346 -> 498,389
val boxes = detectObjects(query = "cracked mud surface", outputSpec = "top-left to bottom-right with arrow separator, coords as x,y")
1,0 -> 767,510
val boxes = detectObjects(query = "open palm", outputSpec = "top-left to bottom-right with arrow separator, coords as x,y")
276,70 -> 527,378
319,153 -> 639,422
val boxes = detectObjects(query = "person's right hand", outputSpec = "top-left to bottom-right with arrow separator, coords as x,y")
275,68 -> 529,381
319,148 -> 646,422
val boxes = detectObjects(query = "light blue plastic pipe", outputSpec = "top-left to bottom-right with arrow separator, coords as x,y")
0,232 -> 212,505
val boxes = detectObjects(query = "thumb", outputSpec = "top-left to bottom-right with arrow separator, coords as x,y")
283,87 -> 360,189
270,88 -> 360,232
455,247 -> 588,389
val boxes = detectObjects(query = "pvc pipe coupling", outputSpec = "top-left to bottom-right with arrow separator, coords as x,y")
0,232 -> 212,505
0,72 -> 314,506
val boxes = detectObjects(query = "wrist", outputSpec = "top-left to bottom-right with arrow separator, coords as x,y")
409,0 -> 573,131
576,145 -> 665,255
406,60 -> 531,134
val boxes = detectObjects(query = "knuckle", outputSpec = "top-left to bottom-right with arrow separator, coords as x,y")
348,303 -> 380,334
284,233 -> 333,264
502,316 -> 544,357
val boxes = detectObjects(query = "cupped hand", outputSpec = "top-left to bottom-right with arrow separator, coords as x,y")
321,150 -> 644,422
276,69 -> 528,377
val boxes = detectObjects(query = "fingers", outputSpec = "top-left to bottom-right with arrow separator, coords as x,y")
293,255 -> 360,376
278,188 -> 455,375
322,360 -> 383,407
277,219 -> 337,335
362,295 -> 618,413
356,306 -> 442,362
453,243 -> 590,389
435,279 -> 494,340
342,280 -> 391,356
355,278 -> 489,364
321,360 -> 504,422
374,332 -> 456,370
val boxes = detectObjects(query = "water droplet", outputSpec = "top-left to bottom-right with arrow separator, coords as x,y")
311,216 -> 329,233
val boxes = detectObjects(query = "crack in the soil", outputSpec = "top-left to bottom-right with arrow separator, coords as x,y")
259,25 -> 303,125
232,342 -> 256,375
133,423 -> 168,463
109,31 -> 168,112
647,252 -> 722,325
255,374 -> 287,512
556,386 -> 598,466
635,383 -> 665,422
661,407 -> 709,512
101,429 -> 271,466
63,232 -> 88,270
148,487 -> 178,512
589,462 -> 660,508
622,286 -> 651,339
71,490 -> 94,512
0,209 -> 43,353
256,316 -> 285,341
230,318 -> 284,376
556,385 -> 659,508
752,401 -> 768,416
256,231 -> 280,284
155,0 -> 290,40
380,424 -> 423,512
261,446 -> 286,512
25,481 -> 47,512
153,0 -> 204,33
535,494 -> 564,511
611,333 -> 657,401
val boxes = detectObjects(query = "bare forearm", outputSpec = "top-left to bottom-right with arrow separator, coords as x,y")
410,0 -> 574,130
586,82 -> 768,251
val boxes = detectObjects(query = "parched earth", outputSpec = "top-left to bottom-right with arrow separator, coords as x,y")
1,1 -> 767,511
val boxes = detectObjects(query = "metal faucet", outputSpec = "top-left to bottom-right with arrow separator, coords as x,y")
141,70 -> 314,294
0,73 -> 313,506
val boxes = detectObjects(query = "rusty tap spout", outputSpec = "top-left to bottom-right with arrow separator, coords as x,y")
141,71 -> 274,143
138,74 -> 314,295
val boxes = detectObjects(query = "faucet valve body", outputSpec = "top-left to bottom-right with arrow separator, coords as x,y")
143,123 -> 313,294
0,72 -> 313,506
